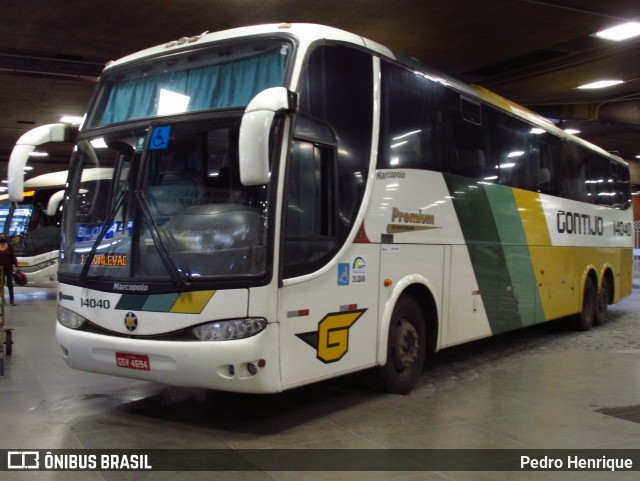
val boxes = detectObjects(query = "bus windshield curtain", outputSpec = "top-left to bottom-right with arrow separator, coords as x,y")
99,48 -> 285,126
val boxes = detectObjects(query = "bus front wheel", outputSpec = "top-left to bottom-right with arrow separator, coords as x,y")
377,296 -> 426,394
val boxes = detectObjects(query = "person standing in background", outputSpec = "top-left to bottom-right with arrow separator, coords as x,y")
0,235 -> 18,306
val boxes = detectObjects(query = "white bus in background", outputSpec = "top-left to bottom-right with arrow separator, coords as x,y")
0,169 -> 113,287
0,171 -> 65,287
11,24 -> 632,394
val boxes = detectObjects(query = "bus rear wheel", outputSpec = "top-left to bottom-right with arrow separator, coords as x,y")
572,277 -> 596,331
376,296 -> 426,394
594,276 -> 610,326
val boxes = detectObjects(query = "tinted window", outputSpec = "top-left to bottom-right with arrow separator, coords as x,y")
283,141 -> 336,278
561,142 -> 589,202
586,155 -> 631,208
284,45 -> 373,278
378,62 -> 442,171
447,93 -> 492,179
490,111 -> 534,190
532,132 -> 561,196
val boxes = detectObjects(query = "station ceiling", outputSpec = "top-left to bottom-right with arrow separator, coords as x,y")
1,0 -> 640,187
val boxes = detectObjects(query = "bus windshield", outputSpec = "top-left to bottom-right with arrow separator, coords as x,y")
1,191 -> 62,257
60,117 -> 270,283
85,40 -> 291,129
59,38 -> 292,285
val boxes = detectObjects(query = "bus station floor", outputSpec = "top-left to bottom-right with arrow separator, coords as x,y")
2,284 -> 640,480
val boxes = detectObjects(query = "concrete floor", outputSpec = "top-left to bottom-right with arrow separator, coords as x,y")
2,285 -> 640,480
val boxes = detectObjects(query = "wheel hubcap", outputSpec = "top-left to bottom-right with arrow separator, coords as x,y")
393,319 -> 419,372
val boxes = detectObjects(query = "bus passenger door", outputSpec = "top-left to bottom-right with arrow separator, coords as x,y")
277,139 -> 379,389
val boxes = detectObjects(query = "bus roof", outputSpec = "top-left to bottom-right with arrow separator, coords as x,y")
101,23 -> 624,167
23,170 -> 69,189
104,23 -> 395,71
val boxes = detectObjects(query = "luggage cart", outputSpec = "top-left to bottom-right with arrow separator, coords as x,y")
0,267 -> 14,377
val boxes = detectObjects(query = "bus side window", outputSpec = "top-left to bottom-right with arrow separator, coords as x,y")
289,44 -> 372,278
490,110 -> 534,190
447,93 -> 492,180
283,140 -> 336,278
585,152 -> 612,206
533,133 -> 561,196
561,142 -> 589,203
612,161 -> 631,210
298,45 -> 372,241
377,61 -> 441,171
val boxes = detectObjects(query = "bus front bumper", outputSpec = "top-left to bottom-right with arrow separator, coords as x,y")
55,322 -> 282,394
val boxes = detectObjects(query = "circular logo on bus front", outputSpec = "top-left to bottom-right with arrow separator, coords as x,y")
124,312 -> 138,332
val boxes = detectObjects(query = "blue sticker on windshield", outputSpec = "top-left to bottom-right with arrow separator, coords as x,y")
149,126 -> 171,150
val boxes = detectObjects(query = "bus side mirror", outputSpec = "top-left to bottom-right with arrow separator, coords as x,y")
239,87 -> 297,186
8,123 -> 78,202
48,190 -> 66,216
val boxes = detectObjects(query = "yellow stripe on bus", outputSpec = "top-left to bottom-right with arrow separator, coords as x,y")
170,290 -> 216,314
512,187 -> 632,320
511,189 -> 551,246
512,189 -> 567,321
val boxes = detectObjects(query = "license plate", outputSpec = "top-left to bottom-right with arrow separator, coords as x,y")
115,352 -> 150,371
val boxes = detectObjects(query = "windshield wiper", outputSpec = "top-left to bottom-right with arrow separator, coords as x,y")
134,190 -> 187,287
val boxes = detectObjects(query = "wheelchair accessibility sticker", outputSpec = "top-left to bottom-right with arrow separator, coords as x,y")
149,126 -> 171,150
338,263 -> 350,286
338,258 -> 366,286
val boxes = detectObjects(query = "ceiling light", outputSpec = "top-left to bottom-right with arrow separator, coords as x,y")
29,151 -> 48,157
564,129 -> 580,135
595,22 -> 640,41
577,80 -> 624,89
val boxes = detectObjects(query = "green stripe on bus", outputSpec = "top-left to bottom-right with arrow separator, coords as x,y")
444,175 -> 523,334
142,293 -> 181,312
115,291 -> 215,314
115,293 -> 179,312
115,294 -> 148,311
484,185 -> 545,326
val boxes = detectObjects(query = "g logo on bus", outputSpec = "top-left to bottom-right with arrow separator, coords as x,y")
124,312 -> 138,332
296,309 -> 367,363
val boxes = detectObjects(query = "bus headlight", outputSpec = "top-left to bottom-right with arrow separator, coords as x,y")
57,306 -> 87,329
192,318 -> 267,341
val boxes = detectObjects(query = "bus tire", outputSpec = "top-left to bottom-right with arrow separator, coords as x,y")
572,277 -> 596,331
594,275 -> 610,326
376,296 -> 426,394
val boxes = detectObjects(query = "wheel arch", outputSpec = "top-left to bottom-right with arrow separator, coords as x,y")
377,274 -> 439,367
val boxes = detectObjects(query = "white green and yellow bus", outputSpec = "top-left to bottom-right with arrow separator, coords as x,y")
17,24 -> 631,393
